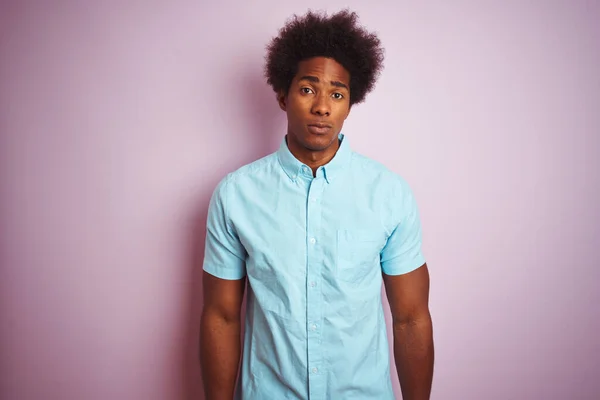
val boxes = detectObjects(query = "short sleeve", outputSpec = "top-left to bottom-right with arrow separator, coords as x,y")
380,181 -> 426,275
202,177 -> 247,280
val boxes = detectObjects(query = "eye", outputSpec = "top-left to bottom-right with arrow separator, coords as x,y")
301,87 -> 314,94
332,92 -> 344,100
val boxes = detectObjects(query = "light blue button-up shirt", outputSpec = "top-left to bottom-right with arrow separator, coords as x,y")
203,134 -> 426,399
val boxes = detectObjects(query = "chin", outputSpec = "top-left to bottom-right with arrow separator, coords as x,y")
301,133 -> 337,151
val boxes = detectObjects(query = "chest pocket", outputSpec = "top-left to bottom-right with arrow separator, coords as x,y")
336,229 -> 385,284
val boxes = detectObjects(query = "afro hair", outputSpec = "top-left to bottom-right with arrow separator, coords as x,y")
265,9 -> 385,106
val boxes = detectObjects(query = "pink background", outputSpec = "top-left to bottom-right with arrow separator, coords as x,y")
1,1 -> 599,399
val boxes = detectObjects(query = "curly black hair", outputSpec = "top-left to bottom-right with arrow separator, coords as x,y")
265,9 -> 385,106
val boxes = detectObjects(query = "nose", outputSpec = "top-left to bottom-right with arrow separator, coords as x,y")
311,94 -> 330,116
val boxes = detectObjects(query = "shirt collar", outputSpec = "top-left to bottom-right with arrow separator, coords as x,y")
277,133 -> 351,183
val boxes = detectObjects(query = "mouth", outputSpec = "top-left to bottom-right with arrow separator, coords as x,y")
307,123 -> 332,135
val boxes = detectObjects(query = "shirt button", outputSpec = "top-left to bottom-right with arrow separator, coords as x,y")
309,281 -> 316,287
310,324 -> 317,331
309,237 -> 316,244
311,367 -> 318,374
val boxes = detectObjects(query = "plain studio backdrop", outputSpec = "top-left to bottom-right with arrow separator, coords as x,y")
1,1 -> 598,399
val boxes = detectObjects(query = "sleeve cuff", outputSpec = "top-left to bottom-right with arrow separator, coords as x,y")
381,253 -> 426,276
203,264 -> 246,280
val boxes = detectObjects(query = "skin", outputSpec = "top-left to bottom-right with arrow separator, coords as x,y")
200,273 -> 245,400
200,56 -> 434,399
277,57 -> 352,176
384,264 -> 435,400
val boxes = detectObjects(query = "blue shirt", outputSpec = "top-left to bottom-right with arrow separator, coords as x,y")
203,134 -> 426,399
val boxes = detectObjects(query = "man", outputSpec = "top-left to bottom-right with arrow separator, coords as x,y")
200,9 -> 434,400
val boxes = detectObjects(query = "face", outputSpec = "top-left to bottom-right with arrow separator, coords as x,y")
278,57 -> 351,154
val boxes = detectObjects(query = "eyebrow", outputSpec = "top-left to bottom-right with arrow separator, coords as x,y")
298,75 -> 349,91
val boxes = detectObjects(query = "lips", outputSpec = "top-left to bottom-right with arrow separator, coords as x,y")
307,123 -> 332,135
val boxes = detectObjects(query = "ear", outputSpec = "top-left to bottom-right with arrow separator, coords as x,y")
277,90 -> 287,112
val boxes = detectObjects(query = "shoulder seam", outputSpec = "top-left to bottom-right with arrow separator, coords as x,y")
228,153 -> 277,182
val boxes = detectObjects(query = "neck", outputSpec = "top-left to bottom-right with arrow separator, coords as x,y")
286,135 -> 340,176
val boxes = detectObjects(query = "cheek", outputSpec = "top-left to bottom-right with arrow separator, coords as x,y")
287,98 -> 310,119
335,105 -> 350,121
285,108 -> 304,129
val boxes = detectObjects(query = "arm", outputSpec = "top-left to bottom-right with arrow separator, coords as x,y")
200,176 -> 248,398
383,263 -> 434,400
200,271 -> 246,400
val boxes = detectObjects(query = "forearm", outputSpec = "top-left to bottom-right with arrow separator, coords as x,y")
393,314 -> 434,400
200,309 -> 242,400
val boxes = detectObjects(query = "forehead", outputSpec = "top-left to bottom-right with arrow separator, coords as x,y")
294,57 -> 350,84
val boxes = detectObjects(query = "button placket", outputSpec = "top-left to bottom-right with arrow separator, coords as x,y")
305,175 -> 326,398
